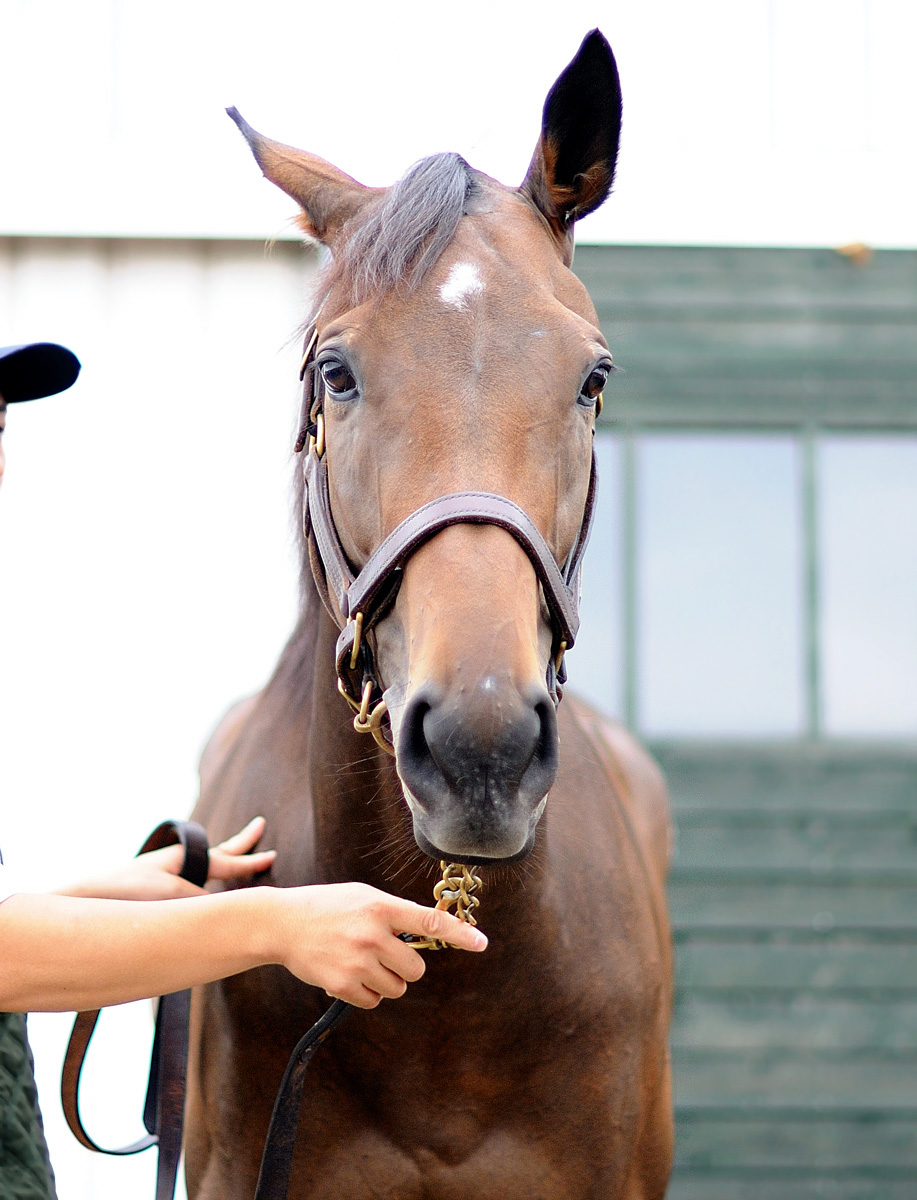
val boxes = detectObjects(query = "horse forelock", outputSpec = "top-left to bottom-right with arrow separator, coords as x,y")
321,152 -> 477,308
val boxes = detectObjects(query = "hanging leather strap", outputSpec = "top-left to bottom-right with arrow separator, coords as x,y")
252,998 -> 353,1200
61,820 -> 210,1200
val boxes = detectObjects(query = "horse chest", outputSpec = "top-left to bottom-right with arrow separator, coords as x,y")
289,1025 -> 643,1200
292,1127 -> 622,1200
300,958 -> 656,1161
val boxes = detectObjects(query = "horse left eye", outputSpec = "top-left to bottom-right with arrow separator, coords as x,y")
579,364 -> 610,405
320,361 -> 358,397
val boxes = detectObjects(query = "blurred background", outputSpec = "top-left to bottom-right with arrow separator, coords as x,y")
1,2 -> 915,1197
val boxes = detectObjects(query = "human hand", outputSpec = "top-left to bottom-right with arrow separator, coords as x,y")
268,882 -> 487,1009
56,817 -> 276,901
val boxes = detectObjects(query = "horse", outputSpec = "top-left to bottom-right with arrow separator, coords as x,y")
187,30 -> 673,1200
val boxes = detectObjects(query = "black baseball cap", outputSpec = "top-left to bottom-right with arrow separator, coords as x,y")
0,342 -> 81,403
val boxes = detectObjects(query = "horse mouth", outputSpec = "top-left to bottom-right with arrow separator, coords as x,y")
401,783 -> 548,863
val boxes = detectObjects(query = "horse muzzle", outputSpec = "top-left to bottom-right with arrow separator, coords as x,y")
394,679 -> 558,862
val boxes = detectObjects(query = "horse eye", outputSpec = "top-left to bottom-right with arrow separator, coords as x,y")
320,360 -> 358,397
579,364 -> 610,404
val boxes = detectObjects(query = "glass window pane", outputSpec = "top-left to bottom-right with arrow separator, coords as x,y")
819,437 -> 917,736
569,433 -> 624,719
638,435 -> 804,736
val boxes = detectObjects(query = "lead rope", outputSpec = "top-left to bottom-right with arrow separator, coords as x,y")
253,861 -> 483,1200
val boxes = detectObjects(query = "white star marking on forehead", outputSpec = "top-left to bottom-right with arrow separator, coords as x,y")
439,261 -> 485,310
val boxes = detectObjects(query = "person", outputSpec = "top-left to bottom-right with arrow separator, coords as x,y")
0,341 -> 486,1199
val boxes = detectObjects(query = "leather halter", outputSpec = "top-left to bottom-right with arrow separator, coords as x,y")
297,321 -> 599,727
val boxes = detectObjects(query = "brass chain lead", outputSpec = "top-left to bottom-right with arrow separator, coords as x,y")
405,862 -> 483,951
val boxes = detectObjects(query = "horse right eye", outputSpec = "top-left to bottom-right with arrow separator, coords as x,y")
320,361 -> 358,397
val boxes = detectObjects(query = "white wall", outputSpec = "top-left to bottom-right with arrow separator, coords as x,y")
0,0 -> 914,247
0,236 -> 316,1199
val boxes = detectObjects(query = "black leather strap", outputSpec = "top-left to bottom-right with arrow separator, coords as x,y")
305,446 -> 599,705
61,819 -> 210,1200
253,999 -> 353,1200
304,450 -> 356,626
140,820 -> 210,889
348,490 -> 582,638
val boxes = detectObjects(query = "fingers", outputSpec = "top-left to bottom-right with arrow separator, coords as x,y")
170,876 -> 206,899
333,984 -> 383,1010
208,849 -> 277,879
145,845 -> 184,876
326,961 -> 410,1008
207,817 -> 277,881
380,939 -> 427,986
394,900 -> 488,953
216,816 -> 268,856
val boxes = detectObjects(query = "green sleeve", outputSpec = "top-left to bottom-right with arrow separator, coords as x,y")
0,1013 -> 57,1200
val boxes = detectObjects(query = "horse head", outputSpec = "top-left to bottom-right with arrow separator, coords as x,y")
230,30 -> 621,863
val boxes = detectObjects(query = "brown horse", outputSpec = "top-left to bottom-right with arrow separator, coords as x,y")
188,30 -> 673,1200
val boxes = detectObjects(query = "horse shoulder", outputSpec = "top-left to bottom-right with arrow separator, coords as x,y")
198,692 -> 262,792
562,693 -> 672,894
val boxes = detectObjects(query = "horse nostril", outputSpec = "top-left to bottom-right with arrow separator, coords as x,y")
398,691 -> 444,804
533,693 -> 559,780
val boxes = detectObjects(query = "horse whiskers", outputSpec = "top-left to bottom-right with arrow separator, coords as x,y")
483,848 -> 542,894
315,751 -> 398,784
363,823 -> 436,888
366,825 -> 419,870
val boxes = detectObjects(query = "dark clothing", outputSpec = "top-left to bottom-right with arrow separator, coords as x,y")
0,1013 -> 57,1200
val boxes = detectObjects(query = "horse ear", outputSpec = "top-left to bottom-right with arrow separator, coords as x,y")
227,108 -> 380,245
521,30 -> 622,244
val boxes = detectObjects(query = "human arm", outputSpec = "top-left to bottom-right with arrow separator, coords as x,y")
0,881 -> 486,1013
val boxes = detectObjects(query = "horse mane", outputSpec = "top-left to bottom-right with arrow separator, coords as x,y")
322,151 -> 478,308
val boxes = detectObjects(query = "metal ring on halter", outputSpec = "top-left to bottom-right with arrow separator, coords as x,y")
356,678 -> 374,725
309,411 -> 325,459
349,612 -> 364,672
336,675 -> 362,714
354,695 -> 395,756
554,638 -> 568,674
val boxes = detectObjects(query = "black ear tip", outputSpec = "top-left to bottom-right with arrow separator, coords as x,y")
577,28 -> 617,68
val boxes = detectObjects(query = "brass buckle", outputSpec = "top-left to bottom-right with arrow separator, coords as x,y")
554,638 -> 568,674
299,325 -> 319,380
349,611 -> 364,672
308,411 -> 325,459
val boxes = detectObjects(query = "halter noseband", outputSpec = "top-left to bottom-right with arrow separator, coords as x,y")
296,320 -> 598,753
